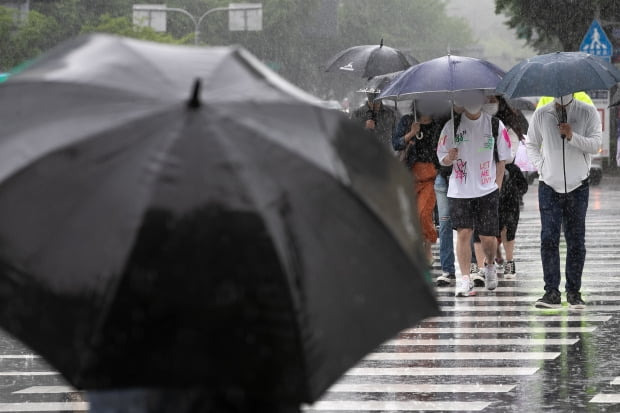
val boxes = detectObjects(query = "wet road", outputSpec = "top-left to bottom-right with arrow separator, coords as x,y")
2,177 -> 620,412
305,176 -> 620,412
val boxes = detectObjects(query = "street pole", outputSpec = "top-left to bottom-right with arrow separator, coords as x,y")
134,5 -> 262,45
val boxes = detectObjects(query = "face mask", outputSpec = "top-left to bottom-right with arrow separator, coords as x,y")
482,103 -> 499,115
464,103 -> 483,114
554,94 -> 573,106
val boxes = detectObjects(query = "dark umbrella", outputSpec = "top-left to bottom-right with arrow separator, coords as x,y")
495,51 -> 620,99
324,39 -> 413,79
359,70 -> 404,96
378,55 -> 505,142
379,54 -> 505,100
496,51 -> 620,193
0,34 -> 438,404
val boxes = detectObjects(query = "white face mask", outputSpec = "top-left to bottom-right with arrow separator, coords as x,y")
482,103 -> 499,115
554,94 -> 573,106
464,103 -> 483,115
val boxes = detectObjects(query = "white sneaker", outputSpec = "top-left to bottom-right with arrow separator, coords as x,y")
485,264 -> 498,290
455,276 -> 476,297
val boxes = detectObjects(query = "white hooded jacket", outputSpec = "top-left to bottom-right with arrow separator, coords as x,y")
526,99 -> 601,193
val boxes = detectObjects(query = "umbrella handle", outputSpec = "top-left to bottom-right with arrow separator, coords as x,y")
413,100 -> 423,139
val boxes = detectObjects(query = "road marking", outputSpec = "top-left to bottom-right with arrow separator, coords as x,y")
440,305 -> 620,312
13,386 -> 76,394
0,355 -> 40,359
304,400 -> 490,411
591,394 -> 620,403
365,352 -> 560,360
436,296 -> 620,302
612,377 -> 620,385
402,326 -> 596,334
385,338 -> 578,346
328,383 -> 516,393
0,402 -> 88,412
424,315 -> 611,322
0,372 -> 58,376
346,367 -> 538,376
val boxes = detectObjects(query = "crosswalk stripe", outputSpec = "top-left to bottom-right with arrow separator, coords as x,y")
436,295 -> 620,302
328,383 -> 516,393
304,400 -> 491,411
0,355 -> 40,359
346,367 -> 539,376
0,372 -> 59,376
402,326 -> 596,333
13,386 -> 76,394
425,315 -> 611,322
440,305 -> 620,312
0,402 -> 88,412
385,338 -> 578,346
365,352 -> 560,360
612,377 -> 620,385
590,394 -> 620,403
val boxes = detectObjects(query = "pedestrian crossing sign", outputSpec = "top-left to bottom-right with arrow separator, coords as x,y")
580,20 -> 612,60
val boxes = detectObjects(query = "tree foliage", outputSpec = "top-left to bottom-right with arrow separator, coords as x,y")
495,0 -> 620,53
1,0 -> 473,98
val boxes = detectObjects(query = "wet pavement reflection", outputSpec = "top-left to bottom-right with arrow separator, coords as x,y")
305,178 -> 620,412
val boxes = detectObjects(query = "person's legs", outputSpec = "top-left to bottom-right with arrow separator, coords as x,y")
564,183 -> 589,297
535,182 -> 563,308
414,164 -> 438,265
449,196 -> 476,297
538,182 -> 563,293
434,175 -> 455,285
456,228 -> 474,279
474,190 -> 500,290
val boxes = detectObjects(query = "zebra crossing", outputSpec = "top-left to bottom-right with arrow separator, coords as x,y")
304,179 -> 620,412
1,180 -> 620,412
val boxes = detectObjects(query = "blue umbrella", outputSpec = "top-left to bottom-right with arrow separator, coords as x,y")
378,54 -> 505,101
496,51 -> 620,98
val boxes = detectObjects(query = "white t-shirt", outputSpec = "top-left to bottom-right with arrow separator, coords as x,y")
437,112 -> 512,198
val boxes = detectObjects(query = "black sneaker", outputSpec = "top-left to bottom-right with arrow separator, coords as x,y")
567,291 -> 586,309
535,290 -> 562,308
436,272 -> 456,286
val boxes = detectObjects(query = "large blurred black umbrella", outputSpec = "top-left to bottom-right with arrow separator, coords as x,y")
324,39 -> 414,79
0,34 -> 437,403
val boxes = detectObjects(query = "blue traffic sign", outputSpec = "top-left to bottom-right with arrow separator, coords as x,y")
580,20 -> 612,59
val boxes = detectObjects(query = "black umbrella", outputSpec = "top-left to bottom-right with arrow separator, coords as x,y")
0,34 -> 438,403
324,39 -> 413,79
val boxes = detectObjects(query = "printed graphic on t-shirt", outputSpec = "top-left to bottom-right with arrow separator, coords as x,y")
436,113 -> 512,199
454,159 -> 467,183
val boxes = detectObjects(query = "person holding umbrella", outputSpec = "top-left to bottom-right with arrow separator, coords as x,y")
351,89 -> 397,145
527,93 -> 601,309
392,99 -> 444,266
437,90 -> 512,296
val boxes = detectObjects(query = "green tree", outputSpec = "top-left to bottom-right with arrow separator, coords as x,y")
495,0 -> 620,52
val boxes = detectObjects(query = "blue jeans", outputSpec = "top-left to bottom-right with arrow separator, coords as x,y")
538,181 -> 589,293
434,174 -> 455,274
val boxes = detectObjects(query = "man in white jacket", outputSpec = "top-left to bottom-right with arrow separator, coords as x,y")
526,94 -> 601,309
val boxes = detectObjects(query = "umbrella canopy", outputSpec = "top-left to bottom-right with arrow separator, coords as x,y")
496,51 -> 620,98
324,39 -> 413,79
378,54 -> 505,101
358,70 -> 404,95
0,34 -> 438,402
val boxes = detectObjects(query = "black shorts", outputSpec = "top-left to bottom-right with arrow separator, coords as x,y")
499,199 -> 520,241
449,190 -> 499,237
